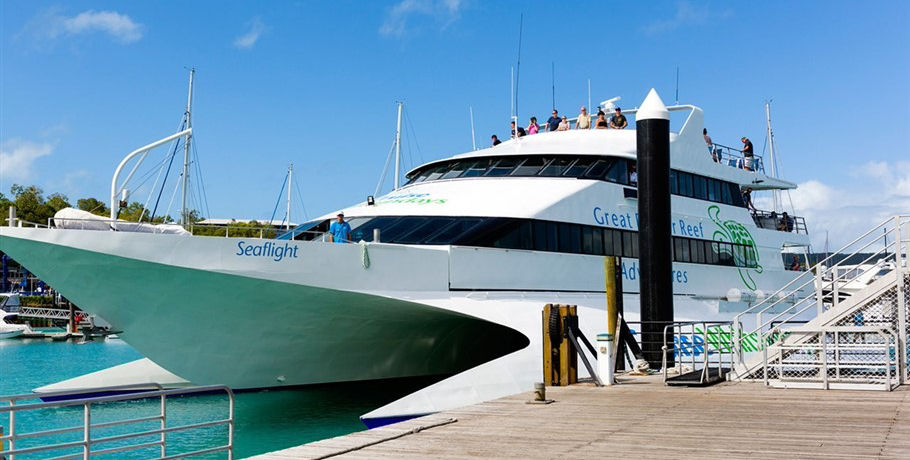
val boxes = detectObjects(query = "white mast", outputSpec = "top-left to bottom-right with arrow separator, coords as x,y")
286,163 -> 293,230
587,78 -> 591,113
180,68 -> 195,226
394,101 -> 403,190
469,106 -> 476,150
765,100 -> 781,212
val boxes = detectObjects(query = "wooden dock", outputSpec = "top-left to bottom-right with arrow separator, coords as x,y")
247,374 -> 910,459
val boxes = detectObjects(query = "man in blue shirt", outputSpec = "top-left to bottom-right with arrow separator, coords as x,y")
546,109 -> 561,132
328,212 -> 352,243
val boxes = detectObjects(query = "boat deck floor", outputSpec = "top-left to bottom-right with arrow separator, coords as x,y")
247,373 -> 910,459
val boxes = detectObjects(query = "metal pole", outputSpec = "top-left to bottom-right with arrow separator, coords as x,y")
181,68 -> 195,226
469,106 -> 476,151
83,403 -> 91,460
160,394 -> 167,457
7,206 -> 15,227
286,164 -> 293,230
765,101 -> 780,212
394,102 -> 403,190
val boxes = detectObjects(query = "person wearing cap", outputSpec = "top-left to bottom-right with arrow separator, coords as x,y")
609,107 -> 628,129
575,106 -> 591,129
328,212 -> 351,243
741,136 -> 754,171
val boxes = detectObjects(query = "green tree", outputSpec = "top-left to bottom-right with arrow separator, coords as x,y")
46,193 -> 70,213
10,184 -> 56,224
76,197 -> 109,216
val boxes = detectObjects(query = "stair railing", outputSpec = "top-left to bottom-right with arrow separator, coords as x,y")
733,215 -> 910,366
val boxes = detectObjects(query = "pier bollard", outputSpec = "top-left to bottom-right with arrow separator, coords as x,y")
534,382 -> 546,401
597,333 -> 615,385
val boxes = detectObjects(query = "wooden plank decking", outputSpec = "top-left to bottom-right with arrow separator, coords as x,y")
248,375 -> 910,459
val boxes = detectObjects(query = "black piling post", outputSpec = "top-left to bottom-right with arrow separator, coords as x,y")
636,89 -> 674,369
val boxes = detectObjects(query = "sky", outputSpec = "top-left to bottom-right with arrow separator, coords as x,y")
1,1 -> 908,249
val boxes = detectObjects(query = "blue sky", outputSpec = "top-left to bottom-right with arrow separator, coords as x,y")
1,1 -> 908,247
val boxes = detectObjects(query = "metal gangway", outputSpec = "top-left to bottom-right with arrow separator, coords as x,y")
0,384 -> 234,459
730,214 -> 910,390
14,307 -> 73,321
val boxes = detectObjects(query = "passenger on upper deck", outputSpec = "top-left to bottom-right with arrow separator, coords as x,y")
704,128 -> 718,162
780,212 -> 794,232
547,110 -> 561,132
528,117 -> 540,134
491,134 -> 501,146
595,110 -> 608,129
557,116 -> 569,131
741,136 -> 755,171
575,107 -> 591,130
511,121 -> 526,138
610,108 -> 628,129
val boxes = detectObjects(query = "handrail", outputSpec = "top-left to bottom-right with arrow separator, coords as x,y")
661,321 -> 734,385
733,214 -> 910,365
0,384 -> 234,460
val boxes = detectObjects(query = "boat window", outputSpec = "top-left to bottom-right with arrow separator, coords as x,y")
461,158 -> 495,177
674,237 -> 690,262
381,217 -> 433,242
721,182 -> 733,205
557,223 -> 581,253
584,159 -> 612,179
425,218 -> 483,244
591,227 -> 604,255
512,157 -> 550,176
441,161 -> 470,179
694,176 -> 708,200
493,221 -> 533,250
706,179 -> 717,202
484,157 -> 522,177
729,183 -> 745,207
396,218 -> 456,244
350,216 -> 399,242
425,164 -> 454,181
678,172 -> 693,197
669,170 -> 678,195
564,157 -> 594,177
540,157 -> 575,177
605,159 -> 629,184
623,231 -> 639,258
533,220 -> 558,252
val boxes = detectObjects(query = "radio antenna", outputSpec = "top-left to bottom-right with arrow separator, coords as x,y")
551,62 -> 555,110
514,14 -> 523,122
675,66 -> 680,104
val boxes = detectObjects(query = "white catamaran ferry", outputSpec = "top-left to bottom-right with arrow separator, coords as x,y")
0,90 -> 811,425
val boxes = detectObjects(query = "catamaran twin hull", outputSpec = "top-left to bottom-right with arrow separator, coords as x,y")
0,225 -> 800,390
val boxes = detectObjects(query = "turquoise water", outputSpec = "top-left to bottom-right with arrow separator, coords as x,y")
0,337 -> 440,458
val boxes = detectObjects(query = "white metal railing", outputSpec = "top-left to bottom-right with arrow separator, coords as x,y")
15,306 -> 72,320
0,384 -> 234,460
661,321 -> 735,384
763,326 -> 899,390
733,215 -> 910,368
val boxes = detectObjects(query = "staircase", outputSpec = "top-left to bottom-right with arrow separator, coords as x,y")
729,215 -> 910,391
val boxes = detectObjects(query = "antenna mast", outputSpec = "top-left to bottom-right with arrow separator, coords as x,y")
286,164 -> 293,230
469,106 -> 476,150
180,68 -> 195,226
514,14 -> 523,123
394,101 -> 403,190
587,78 -> 591,112
551,62 -> 555,110
675,66 -> 679,104
765,100 -> 781,212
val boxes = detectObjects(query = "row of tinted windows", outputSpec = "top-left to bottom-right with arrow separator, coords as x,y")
339,215 -> 758,269
405,155 -> 745,207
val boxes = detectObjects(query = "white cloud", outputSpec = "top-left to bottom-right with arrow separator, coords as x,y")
0,139 -> 54,183
379,0 -> 464,37
25,9 -> 144,44
642,2 -> 731,36
755,161 -> 910,250
234,17 -> 266,50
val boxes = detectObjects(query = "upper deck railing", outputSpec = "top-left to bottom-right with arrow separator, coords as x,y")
751,210 -> 808,234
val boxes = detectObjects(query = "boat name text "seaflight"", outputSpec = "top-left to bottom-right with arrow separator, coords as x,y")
235,241 -> 299,262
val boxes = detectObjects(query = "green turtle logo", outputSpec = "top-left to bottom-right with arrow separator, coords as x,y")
708,205 -> 763,290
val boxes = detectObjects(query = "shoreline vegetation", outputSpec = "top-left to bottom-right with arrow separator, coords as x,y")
0,183 -> 278,237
